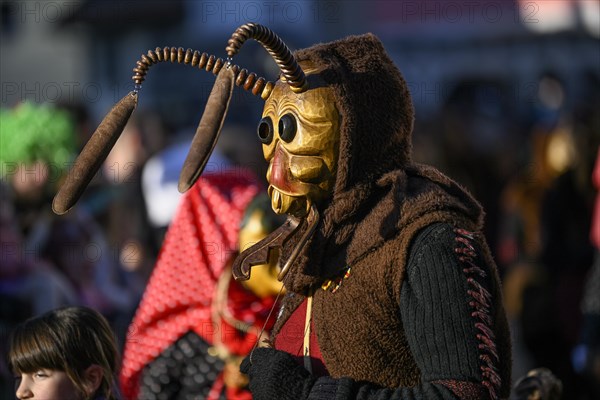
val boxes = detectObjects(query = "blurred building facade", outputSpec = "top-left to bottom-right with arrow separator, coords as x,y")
2,1 -> 598,126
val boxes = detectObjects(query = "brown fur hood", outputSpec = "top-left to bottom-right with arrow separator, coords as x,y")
280,34 -> 484,294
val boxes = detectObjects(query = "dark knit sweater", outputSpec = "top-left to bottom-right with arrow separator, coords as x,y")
304,222 -> 501,399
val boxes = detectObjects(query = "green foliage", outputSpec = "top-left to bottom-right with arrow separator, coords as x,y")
0,102 -> 76,176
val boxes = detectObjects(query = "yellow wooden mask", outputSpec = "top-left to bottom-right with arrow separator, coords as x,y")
259,67 -> 340,218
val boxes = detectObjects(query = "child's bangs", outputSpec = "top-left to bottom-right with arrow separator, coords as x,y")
8,323 -> 64,373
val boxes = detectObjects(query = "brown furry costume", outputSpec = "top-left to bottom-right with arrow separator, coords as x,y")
241,34 -> 512,400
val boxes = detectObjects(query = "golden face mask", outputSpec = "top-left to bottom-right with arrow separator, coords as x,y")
260,74 -> 340,218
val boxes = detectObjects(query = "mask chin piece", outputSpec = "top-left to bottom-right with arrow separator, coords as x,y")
231,203 -> 319,283
232,216 -> 301,281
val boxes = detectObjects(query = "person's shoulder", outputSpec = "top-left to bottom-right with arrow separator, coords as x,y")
405,222 -> 487,277
409,222 -> 456,258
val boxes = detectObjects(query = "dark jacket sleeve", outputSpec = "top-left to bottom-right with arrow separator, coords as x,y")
308,223 -> 503,400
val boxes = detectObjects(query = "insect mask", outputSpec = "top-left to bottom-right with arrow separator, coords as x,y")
53,23 -> 342,282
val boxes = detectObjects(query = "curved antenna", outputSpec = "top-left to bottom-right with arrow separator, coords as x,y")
53,46 -> 276,214
226,23 -> 308,93
133,46 -> 274,98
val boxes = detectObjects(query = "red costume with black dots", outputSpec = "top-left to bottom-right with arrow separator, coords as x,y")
120,171 -> 274,400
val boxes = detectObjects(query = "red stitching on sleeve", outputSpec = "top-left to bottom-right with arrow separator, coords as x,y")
454,228 -> 501,400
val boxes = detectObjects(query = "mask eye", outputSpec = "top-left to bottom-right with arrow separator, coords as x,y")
257,117 -> 274,144
278,113 -> 297,143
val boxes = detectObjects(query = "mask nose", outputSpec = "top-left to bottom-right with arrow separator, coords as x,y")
268,144 -> 293,193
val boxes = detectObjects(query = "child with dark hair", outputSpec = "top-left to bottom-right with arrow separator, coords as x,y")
9,306 -> 119,400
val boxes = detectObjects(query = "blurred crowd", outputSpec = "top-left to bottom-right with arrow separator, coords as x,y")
427,71 -> 600,399
1,59 -> 599,400
0,102 -> 158,371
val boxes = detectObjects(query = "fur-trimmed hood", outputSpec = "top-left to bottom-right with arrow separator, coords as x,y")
279,34 -> 485,293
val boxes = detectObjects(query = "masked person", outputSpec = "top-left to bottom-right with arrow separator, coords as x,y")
235,32 -> 512,400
